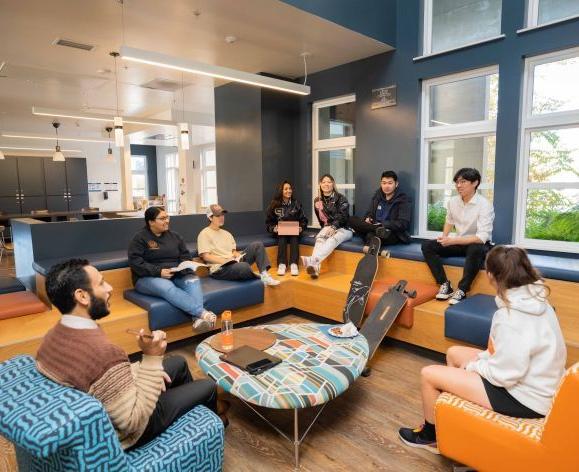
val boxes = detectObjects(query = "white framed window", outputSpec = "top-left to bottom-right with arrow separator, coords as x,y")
200,147 -> 217,208
526,0 -> 579,29
130,155 -> 148,199
165,152 -> 179,213
312,94 -> 356,225
516,47 -> 579,252
422,0 -> 503,55
419,66 -> 499,237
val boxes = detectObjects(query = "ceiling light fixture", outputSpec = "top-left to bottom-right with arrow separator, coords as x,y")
105,127 -> 114,161
179,73 -> 189,150
0,146 -> 81,153
110,51 -> 124,147
119,46 -> 310,96
1,132 -> 108,143
32,106 -> 180,127
52,121 -> 65,161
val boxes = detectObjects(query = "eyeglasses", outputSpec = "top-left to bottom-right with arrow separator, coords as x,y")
155,216 -> 170,222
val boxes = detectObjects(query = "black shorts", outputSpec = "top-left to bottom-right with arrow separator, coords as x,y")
481,377 -> 544,419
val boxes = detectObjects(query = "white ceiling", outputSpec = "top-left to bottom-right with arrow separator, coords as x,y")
0,0 -> 391,146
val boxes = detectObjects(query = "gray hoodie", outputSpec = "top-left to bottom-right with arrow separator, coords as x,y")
466,283 -> 567,415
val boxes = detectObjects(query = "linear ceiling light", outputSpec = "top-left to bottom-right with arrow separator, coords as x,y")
32,106 -> 179,127
120,46 -> 311,96
0,146 -> 82,153
2,132 -> 108,143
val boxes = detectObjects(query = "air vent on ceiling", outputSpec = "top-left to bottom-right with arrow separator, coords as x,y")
53,38 -> 96,52
140,78 -> 191,92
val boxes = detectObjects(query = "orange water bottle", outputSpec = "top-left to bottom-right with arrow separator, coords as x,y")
221,310 -> 234,351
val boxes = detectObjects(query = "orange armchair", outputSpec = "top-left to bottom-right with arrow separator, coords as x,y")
435,363 -> 579,472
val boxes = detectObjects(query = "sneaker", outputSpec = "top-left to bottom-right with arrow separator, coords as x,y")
260,273 -> 281,287
277,264 -> 287,276
398,425 -> 439,455
375,226 -> 392,240
193,310 -> 216,331
301,256 -> 320,279
448,289 -> 466,305
290,263 -> 299,276
192,318 -> 210,331
435,281 -> 453,300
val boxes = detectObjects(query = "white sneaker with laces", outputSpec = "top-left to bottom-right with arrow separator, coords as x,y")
290,263 -> 299,276
260,273 -> 280,286
277,264 -> 286,276
448,289 -> 466,305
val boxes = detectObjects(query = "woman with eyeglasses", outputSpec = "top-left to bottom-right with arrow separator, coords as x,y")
128,206 -> 216,330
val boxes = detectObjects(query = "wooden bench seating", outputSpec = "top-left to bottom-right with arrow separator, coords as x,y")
1,245 -> 577,366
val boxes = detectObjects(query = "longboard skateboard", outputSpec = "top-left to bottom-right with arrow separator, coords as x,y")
360,280 -> 417,370
343,236 -> 381,327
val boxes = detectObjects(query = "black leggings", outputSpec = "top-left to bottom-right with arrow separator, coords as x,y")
276,235 -> 299,265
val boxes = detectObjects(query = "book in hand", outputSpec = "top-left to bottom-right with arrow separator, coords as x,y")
219,345 -> 281,375
169,260 -> 209,274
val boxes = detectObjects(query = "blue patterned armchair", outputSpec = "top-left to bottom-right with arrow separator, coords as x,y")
0,355 -> 224,471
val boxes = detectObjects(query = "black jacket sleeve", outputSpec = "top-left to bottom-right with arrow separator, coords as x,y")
295,201 -> 308,230
329,194 -> 350,229
265,203 -> 278,233
128,236 -> 162,278
364,194 -> 377,220
382,195 -> 412,233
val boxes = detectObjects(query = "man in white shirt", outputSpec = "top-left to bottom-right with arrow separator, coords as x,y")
421,168 -> 494,304
197,204 -> 280,286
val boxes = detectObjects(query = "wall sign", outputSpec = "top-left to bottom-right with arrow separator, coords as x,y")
371,85 -> 397,109
88,182 -> 102,192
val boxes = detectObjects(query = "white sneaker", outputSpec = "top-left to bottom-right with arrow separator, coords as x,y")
277,264 -> 287,276
193,310 -> 216,331
260,273 -> 281,286
290,263 -> 299,276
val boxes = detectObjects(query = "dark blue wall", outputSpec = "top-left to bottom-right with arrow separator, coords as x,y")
280,0 -> 397,46
293,0 -> 579,244
130,144 -> 158,196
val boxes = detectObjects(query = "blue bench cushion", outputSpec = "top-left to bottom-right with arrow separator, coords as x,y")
302,230 -> 579,282
124,277 -> 265,330
33,234 -> 278,277
445,294 -> 497,348
0,277 -> 25,295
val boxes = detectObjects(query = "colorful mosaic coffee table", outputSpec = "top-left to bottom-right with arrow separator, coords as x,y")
195,323 -> 369,468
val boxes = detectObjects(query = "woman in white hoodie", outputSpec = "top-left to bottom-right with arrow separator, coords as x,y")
399,245 -> 567,454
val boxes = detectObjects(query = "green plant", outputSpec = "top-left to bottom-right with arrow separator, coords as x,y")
427,202 -> 447,232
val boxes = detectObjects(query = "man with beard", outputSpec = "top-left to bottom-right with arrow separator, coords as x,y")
35,259 -> 219,449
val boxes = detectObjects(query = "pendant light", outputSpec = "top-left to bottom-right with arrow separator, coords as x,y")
52,121 -> 65,161
104,126 -> 114,161
0,150 -> 5,160
110,51 -> 124,147
178,73 -> 189,150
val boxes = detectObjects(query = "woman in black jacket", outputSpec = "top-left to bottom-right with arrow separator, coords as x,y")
128,206 -> 216,330
301,174 -> 353,278
266,180 -> 308,276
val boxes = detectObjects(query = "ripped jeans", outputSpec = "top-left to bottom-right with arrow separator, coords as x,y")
135,274 -> 205,318
311,227 -> 353,263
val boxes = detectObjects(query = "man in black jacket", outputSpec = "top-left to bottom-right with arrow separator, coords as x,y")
348,170 -> 412,245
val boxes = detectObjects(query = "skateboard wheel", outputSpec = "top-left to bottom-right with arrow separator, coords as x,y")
362,245 -> 370,254
361,366 -> 372,377
380,250 -> 390,258
408,290 -> 417,298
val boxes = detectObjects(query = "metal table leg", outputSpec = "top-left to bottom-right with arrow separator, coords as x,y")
239,398 -> 328,470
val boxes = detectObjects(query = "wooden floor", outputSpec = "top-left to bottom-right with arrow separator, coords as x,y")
0,312 -> 452,471
174,313 -> 452,472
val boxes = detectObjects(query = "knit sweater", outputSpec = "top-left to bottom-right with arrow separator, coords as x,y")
36,323 -> 165,449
